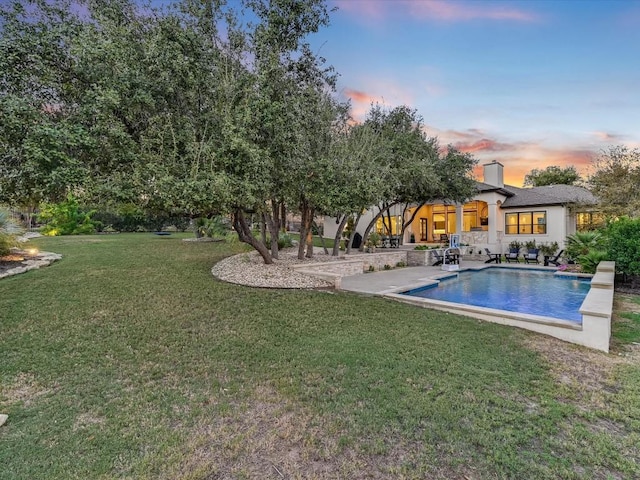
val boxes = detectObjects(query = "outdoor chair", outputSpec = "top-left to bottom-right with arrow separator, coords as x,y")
524,249 -> 540,264
484,248 -> 501,264
431,249 -> 444,266
546,249 -> 565,267
439,234 -> 449,244
504,249 -> 520,263
446,249 -> 460,265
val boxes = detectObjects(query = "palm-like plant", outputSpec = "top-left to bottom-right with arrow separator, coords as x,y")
0,209 -> 24,256
565,231 -> 605,261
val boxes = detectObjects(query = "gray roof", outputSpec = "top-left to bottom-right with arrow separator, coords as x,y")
475,181 -> 515,197
499,184 -> 598,208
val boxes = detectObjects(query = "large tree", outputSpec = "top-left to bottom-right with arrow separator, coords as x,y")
589,145 -> 640,218
354,104 -> 477,248
523,165 -> 582,187
0,1 -> 93,216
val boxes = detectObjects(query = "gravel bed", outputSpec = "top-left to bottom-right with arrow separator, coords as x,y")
211,248 -> 342,289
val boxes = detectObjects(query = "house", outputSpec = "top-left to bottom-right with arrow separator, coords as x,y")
323,161 -> 600,253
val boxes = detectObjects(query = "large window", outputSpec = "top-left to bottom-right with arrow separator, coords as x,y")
505,211 -> 546,234
432,205 -> 456,238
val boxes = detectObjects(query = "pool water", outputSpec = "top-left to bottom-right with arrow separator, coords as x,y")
402,268 -> 591,322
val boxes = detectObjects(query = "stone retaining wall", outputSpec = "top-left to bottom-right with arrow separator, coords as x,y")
292,251 -> 408,288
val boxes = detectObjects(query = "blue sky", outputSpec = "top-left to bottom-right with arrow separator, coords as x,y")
307,0 -> 640,185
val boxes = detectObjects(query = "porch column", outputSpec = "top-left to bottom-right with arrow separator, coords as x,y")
455,203 -> 463,234
487,201 -> 499,247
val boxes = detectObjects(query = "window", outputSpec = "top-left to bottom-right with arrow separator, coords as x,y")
505,211 -> 546,235
576,212 -> 604,231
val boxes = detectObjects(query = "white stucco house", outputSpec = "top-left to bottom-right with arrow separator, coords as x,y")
323,161 -> 600,254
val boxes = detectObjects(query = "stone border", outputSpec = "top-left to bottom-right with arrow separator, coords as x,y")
0,251 -> 62,280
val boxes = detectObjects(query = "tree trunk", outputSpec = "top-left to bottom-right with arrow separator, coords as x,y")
233,209 -> 273,264
280,202 -> 287,233
298,200 -> 314,259
260,214 -> 268,247
314,221 -> 329,254
305,207 -> 314,258
345,212 -> 362,255
400,202 -> 425,245
359,203 -> 397,251
332,214 -> 348,256
266,201 -> 281,259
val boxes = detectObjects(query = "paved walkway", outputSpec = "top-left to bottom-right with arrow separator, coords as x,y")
340,260 -> 490,294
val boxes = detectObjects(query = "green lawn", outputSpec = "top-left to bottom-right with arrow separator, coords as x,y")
1,234 -> 639,479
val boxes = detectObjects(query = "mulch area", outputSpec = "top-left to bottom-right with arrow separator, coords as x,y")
615,274 -> 640,295
0,253 -> 41,274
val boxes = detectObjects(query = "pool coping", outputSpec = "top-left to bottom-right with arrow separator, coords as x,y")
379,263 -> 615,353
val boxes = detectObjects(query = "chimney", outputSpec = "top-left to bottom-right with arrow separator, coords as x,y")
483,160 -> 504,188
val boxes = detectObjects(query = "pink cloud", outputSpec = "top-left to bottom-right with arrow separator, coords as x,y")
343,88 -> 377,104
454,138 -> 514,153
342,82 -> 414,121
423,126 -> 598,186
333,0 -> 539,23
592,131 -> 624,142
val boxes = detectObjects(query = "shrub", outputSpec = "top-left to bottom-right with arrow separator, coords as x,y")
38,194 -> 97,236
396,261 -> 406,268
0,208 -> 23,256
225,230 -> 240,244
538,241 -> 559,257
367,232 -> 381,247
565,231 -> 605,261
93,204 -> 144,232
414,245 -> 428,251
524,240 -> 537,251
278,233 -> 293,250
578,250 -> 609,274
195,216 -> 229,238
606,217 -> 640,275
383,264 -> 392,270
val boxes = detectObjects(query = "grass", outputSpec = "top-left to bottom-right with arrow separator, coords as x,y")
1,233 -> 639,479
613,295 -> 640,344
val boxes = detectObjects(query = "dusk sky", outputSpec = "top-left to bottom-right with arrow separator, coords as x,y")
309,0 -> 640,186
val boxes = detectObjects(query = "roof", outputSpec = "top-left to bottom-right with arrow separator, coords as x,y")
499,184 -> 598,208
475,181 -> 515,197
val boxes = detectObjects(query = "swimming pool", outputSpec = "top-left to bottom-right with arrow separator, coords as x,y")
402,268 -> 591,322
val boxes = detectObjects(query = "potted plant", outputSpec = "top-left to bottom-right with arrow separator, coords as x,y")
539,241 -> 559,257
409,233 -> 415,243
539,241 -> 559,266
509,240 -> 523,253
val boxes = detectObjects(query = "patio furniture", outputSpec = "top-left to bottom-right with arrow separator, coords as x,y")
390,236 -> 400,248
504,249 -> 520,263
524,249 -> 540,264
439,234 -> 449,244
484,248 -> 501,264
431,249 -> 444,266
545,249 -> 565,267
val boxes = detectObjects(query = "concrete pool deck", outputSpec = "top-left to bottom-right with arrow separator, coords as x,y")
338,261 -> 615,353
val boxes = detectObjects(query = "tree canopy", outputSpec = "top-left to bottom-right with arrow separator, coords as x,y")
523,165 -> 582,187
0,0 -> 479,263
589,146 -> 640,218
